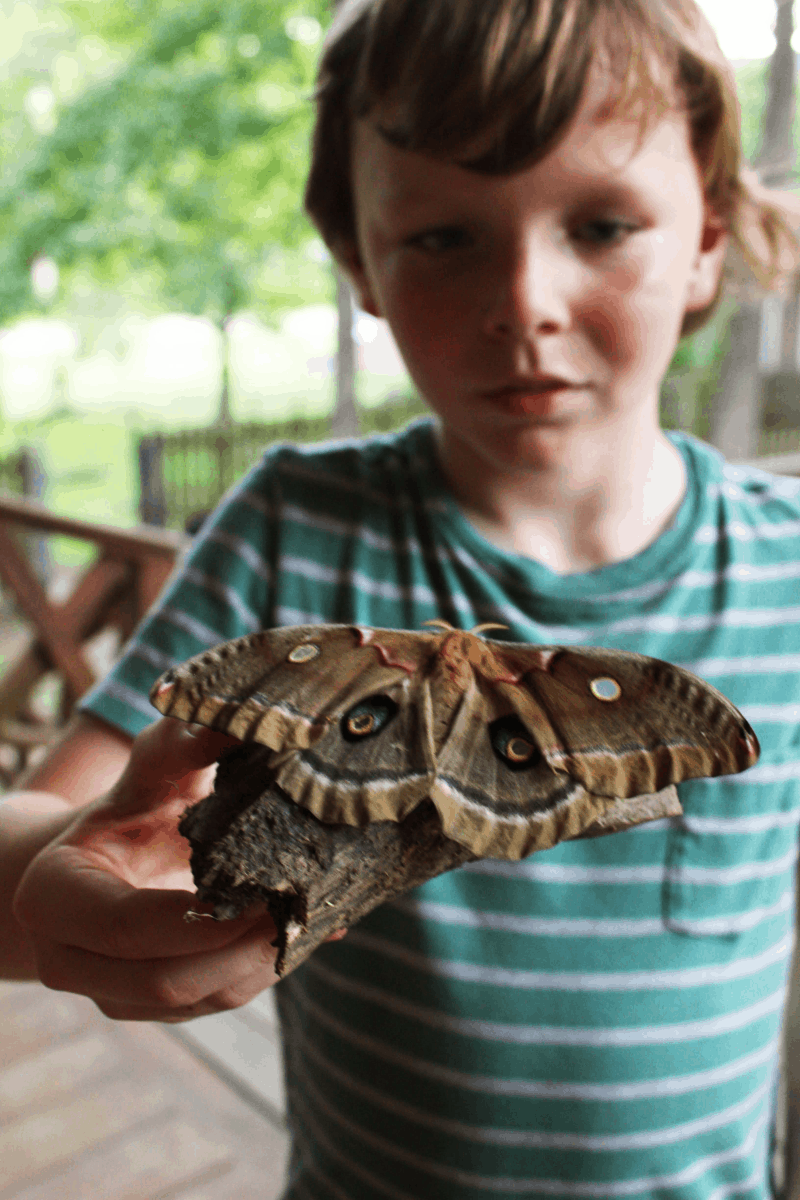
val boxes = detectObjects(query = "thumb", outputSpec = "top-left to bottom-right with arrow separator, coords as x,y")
103,716 -> 241,819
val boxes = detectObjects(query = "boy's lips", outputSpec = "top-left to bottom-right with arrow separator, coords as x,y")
479,376 -> 588,418
480,374 -> 584,397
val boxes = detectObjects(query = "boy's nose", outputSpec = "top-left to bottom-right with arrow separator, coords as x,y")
482,238 -> 574,340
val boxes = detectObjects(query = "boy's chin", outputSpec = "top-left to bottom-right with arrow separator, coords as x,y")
439,419 -> 591,474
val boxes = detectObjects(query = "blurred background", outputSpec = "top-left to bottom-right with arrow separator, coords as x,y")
0,0 -> 798,545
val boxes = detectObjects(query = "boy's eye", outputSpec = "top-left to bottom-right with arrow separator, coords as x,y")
574,219 -> 639,247
408,227 -> 470,253
406,219 -> 640,255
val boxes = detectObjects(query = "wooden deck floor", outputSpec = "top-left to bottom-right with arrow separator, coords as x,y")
0,979 -> 290,1200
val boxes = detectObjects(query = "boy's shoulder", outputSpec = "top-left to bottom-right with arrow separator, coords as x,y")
254,414 -> 436,492
671,429 -> 800,519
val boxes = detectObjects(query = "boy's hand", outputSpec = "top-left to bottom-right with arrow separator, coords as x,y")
12,717 -> 343,1023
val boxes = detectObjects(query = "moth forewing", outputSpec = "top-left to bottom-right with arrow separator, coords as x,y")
151,624 -> 759,867
523,648 -> 758,796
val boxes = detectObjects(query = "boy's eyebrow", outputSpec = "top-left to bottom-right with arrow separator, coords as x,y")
373,177 -> 652,217
379,188 -> 439,210
369,180 -> 456,214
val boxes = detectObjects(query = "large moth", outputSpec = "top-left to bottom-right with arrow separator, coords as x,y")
150,621 -> 759,976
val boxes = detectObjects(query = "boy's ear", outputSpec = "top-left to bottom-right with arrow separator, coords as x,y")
336,241 -> 382,318
685,214 -> 729,313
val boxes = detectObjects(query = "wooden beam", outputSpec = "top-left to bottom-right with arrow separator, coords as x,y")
0,495 -> 183,559
137,556 -> 176,614
0,559 -> 131,720
0,525 -> 94,697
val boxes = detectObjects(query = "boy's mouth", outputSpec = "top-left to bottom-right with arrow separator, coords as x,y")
481,374 -> 581,397
480,376 -> 587,419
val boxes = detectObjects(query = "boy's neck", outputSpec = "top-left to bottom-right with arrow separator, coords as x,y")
435,420 -> 687,575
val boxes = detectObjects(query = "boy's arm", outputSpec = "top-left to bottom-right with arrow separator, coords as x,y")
0,713 -> 135,978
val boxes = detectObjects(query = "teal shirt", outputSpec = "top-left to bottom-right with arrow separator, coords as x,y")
80,419 -> 800,1199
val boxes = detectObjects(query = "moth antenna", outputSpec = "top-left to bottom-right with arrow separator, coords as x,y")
422,619 -> 455,632
471,623 -> 509,637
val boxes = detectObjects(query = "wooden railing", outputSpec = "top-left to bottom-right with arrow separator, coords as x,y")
736,447 -> 800,474
0,495 -> 184,785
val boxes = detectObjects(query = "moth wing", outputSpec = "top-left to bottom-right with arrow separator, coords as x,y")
149,624 -> 428,754
429,675 -> 614,860
150,624 -> 439,828
428,635 -> 751,860
511,645 -> 759,796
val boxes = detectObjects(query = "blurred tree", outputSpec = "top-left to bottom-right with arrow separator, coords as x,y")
0,0 -> 336,424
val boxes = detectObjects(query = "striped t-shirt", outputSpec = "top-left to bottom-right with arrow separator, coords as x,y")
79,416 -> 800,1200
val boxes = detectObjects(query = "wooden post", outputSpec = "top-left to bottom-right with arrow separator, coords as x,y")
16,447 -> 49,585
712,0 -> 800,463
708,303 -> 763,459
781,282 -> 800,370
215,434 -> 232,497
329,0 -> 359,442
215,321 -> 234,430
331,268 -> 360,439
138,435 -> 166,526
756,0 -> 797,188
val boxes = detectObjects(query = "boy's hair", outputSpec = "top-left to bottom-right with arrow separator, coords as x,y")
305,0 -> 800,338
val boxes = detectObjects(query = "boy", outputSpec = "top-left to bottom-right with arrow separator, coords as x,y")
5,0 -> 800,1195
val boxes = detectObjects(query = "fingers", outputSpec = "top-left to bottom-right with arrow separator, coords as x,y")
12,708 -> 350,1023
33,912 -> 281,1012
93,998 -> 249,1023
100,717 -> 241,819
17,843 -> 348,964
14,852 -> 264,957
33,914 -> 348,1024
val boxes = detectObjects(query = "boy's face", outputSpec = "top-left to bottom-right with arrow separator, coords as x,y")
341,75 -> 728,477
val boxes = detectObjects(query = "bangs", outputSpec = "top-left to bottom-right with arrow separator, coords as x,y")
344,0 -> 692,174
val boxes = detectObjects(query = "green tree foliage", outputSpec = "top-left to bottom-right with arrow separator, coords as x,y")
0,0 -> 333,328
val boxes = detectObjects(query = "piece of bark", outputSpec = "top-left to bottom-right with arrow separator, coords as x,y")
178,744 -> 683,978
575,786 -> 683,837
179,743 -> 478,977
